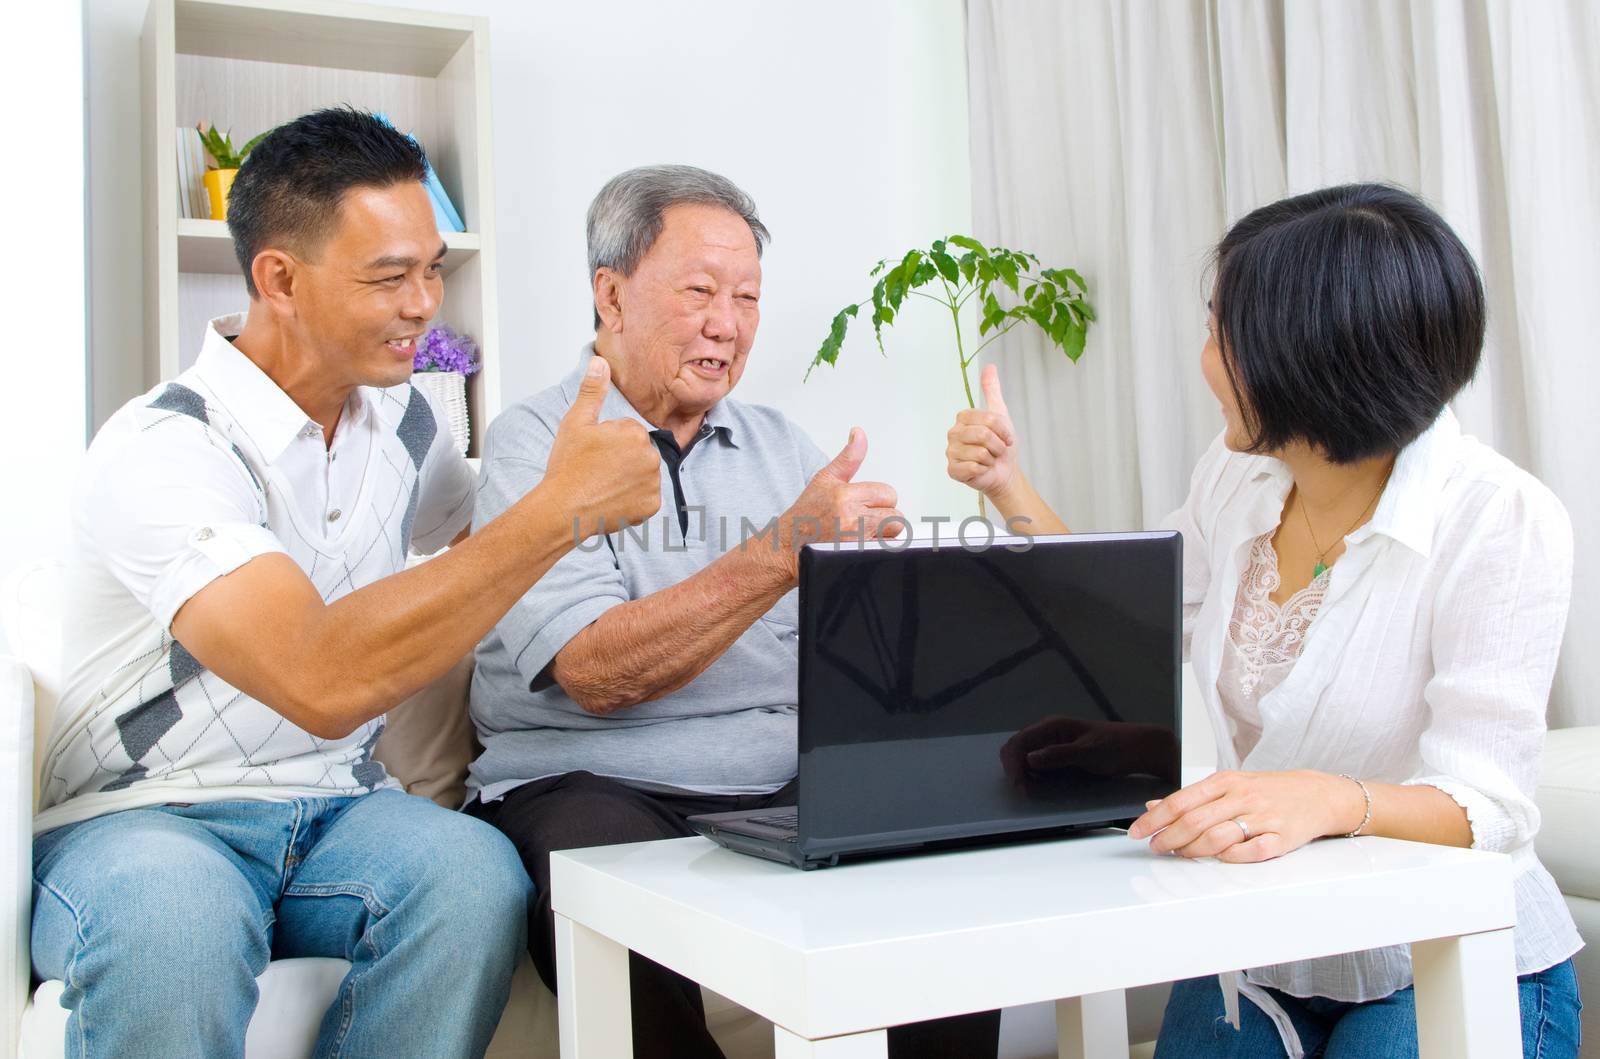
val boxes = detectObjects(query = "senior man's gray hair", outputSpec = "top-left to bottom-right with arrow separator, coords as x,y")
587,164 -> 770,329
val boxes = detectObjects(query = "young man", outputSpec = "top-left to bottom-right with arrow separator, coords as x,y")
30,107 -> 661,1058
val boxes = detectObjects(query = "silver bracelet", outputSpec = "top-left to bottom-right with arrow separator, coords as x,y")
1339,773 -> 1373,838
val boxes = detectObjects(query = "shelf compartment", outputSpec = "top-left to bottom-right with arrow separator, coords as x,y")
174,0 -> 473,77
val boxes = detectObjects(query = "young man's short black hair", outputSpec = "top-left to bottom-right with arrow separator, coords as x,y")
226,106 -> 429,297
1211,183 -> 1485,464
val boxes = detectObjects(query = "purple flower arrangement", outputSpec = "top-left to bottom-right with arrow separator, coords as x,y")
412,325 -> 481,376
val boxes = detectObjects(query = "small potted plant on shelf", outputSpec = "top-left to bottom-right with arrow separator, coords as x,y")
411,324 -> 480,456
196,122 -> 267,221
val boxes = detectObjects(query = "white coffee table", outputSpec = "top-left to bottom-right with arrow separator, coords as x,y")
552,831 -> 1518,1058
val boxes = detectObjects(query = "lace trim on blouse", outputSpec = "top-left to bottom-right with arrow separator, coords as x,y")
1226,533 -> 1330,700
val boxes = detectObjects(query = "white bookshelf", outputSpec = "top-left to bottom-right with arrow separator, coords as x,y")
141,0 -> 501,456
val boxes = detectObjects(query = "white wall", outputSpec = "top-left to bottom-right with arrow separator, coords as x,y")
2,2 -> 88,651
85,0 -> 977,525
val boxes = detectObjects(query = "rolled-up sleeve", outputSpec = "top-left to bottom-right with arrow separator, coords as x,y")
473,403 -> 630,689
1404,485 -> 1574,853
84,419 -> 286,631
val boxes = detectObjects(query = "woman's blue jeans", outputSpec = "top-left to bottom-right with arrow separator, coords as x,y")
1153,958 -> 1581,1059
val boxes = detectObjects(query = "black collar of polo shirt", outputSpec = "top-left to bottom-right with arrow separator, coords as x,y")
648,421 -> 719,538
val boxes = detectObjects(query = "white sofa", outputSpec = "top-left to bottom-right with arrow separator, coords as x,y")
5,558 -> 1596,1058
1536,726 -> 1600,1055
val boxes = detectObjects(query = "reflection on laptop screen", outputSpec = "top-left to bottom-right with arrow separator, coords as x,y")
798,533 -> 1181,845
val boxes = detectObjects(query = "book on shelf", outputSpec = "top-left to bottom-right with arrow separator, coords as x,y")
425,169 -> 465,233
190,128 -> 209,219
373,112 -> 465,232
175,126 -> 190,218
175,126 -> 209,220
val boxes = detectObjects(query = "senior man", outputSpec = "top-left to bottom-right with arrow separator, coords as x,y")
467,165 -> 1001,1058
31,109 -> 662,1057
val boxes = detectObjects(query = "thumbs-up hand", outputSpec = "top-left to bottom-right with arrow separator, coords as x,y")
762,427 -> 904,582
813,425 -> 869,486
947,363 -> 1020,501
544,355 -> 662,535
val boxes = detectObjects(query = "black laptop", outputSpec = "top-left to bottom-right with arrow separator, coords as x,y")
689,531 -> 1182,869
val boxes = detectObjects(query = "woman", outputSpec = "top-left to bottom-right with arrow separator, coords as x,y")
944,184 -> 1582,1058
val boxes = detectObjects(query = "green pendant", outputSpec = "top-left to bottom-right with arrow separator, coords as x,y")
1313,561 -> 1329,578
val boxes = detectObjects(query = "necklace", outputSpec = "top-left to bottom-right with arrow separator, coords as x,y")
1297,464 -> 1394,578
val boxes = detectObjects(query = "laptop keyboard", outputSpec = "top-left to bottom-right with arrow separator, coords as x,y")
743,807 -> 798,834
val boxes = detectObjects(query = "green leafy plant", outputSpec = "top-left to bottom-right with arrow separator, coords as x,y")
808,235 -> 1095,407
197,123 -> 268,170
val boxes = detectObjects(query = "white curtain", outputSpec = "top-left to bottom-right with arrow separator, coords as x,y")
966,0 -> 1600,728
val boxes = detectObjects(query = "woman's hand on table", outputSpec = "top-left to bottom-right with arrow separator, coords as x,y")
1126,769 -> 1366,863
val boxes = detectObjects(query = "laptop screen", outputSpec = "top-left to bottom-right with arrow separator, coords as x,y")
797,532 -> 1181,851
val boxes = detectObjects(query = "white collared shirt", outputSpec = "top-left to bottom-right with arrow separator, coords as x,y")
36,313 -> 474,833
1163,409 -> 1583,1011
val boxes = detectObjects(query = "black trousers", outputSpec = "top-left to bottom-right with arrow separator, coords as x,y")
469,771 -> 1001,1059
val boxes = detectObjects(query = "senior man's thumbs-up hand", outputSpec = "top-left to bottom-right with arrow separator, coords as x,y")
544,355 -> 662,537
759,427 -> 905,583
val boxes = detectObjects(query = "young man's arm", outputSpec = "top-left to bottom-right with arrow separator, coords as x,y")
171,358 -> 661,739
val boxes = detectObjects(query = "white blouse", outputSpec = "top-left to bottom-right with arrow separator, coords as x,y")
1161,410 -> 1582,1052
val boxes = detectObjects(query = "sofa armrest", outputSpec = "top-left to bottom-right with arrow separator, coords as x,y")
2,656 -> 34,1059
1535,726 -> 1600,902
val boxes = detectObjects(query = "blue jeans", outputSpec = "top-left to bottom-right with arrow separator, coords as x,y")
1153,959 -> 1582,1059
31,788 -> 532,1058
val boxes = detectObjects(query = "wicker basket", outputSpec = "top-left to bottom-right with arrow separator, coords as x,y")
411,371 -> 470,456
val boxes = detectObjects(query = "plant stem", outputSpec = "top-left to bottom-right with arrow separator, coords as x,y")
940,276 -> 975,408
966,318 -> 1023,366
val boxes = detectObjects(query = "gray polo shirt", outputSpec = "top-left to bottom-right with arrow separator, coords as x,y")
468,346 -> 829,801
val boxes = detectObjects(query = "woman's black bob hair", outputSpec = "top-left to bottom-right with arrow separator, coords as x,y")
1210,183 -> 1484,465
